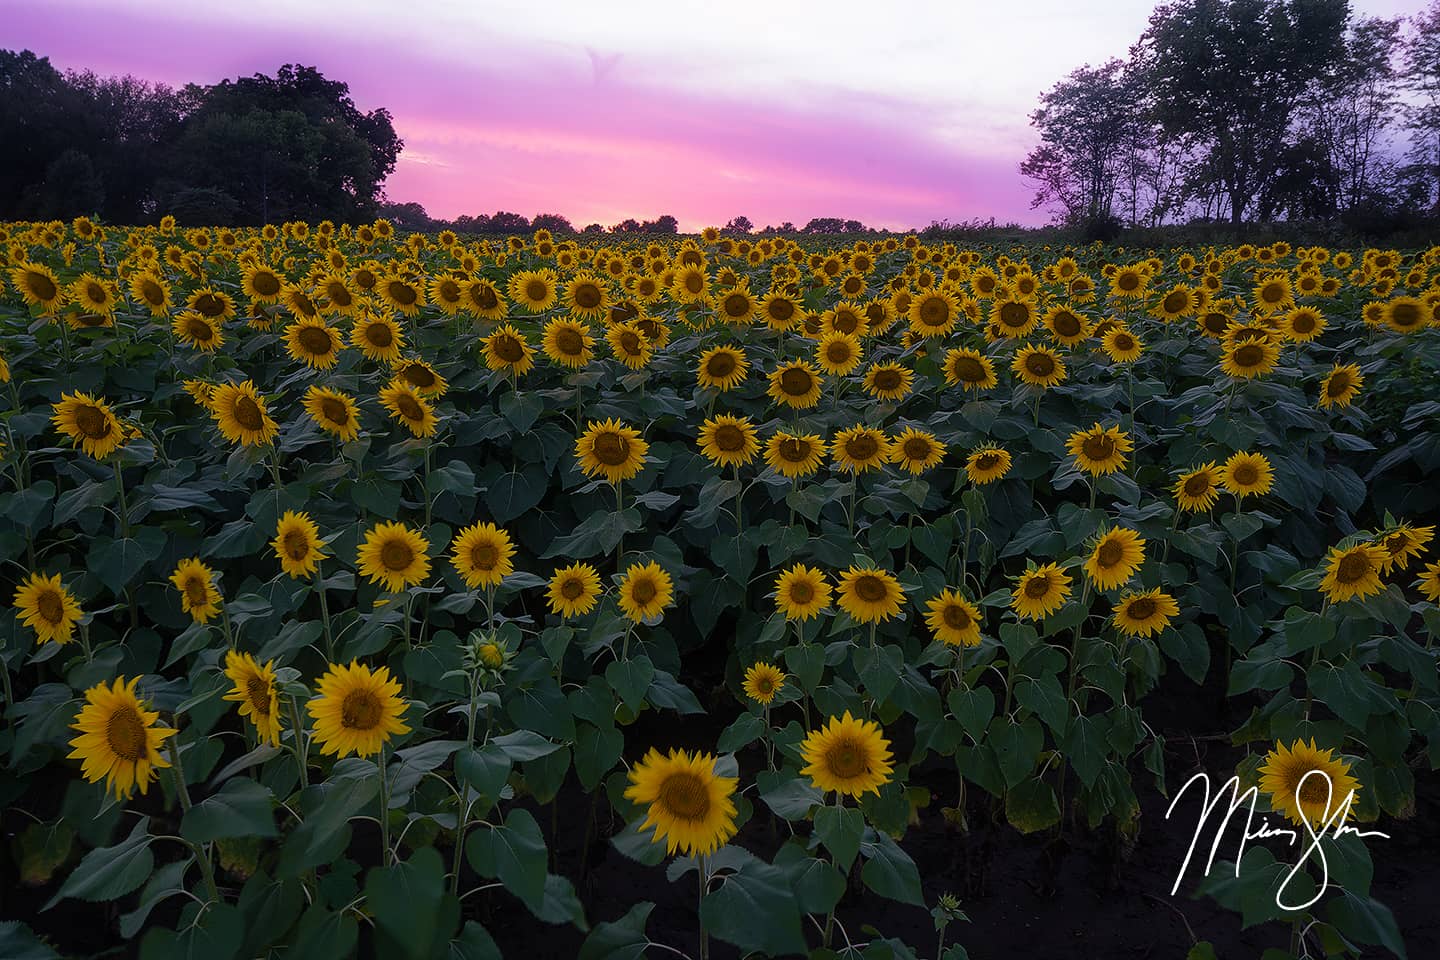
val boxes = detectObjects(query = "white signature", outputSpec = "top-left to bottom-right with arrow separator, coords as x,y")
1165,771 -> 1390,911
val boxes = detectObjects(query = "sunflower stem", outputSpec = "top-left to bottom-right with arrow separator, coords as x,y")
377,748 -> 393,867
314,564 -> 335,662
615,483 -> 625,572
452,666 -> 481,896
288,695 -> 310,789
423,442 -> 433,529
167,733 -> 220,903
697,854 -> 711,960
112,459 -> 130,538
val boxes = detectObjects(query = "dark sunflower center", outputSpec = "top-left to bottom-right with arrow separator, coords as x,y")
1232,464 -> 1258,486
252,272 -> 281,296
366,323 -> 393,347
574,283 -> 602,308
1025,353 -> 1056,377
619,331 -> 642,354
1127,597 -> 1157,620
953,356 -> 985,382
723,294 -> 749,317
593,433 -> 629,466
1024,574 -> 1052,598
1296,773 -> 1329,804
1082,435 -> 1115,461
854,575 -> 887,603
140,280 -> 164,305
999,302 -> 1030,328
195,293 -> 225,317
472,284 -> 499,309
246,676 -> 272,714
341,690 -> 382,730
299,326 -> 334,355
826,342 -> 852,364
846,435 -> 879,461
1234,344 -> 1264,367
555,328 -> 584,354
1261,283 -> 1284,304
1163,292 -> 1188,313
470,543 -> 499,571
918,296 -> 949,326
1097,540 -> 1125,567
388,282 -> 417,305
37,588 -> 64,624
833,312 -> 860,334
186,316 -> 214,341
874,369 -> 902,391
1327,373 -> 1351,396
84,282 -> 106,304
1183,474 -> 1211,496
780,438 -> 811,462
659,771 -> 710,820
561,578 -> 585,600
714,424 -> 746,452
75,404 -> 112,438
320,397 -> 349,426
706,353 -> 736,378
106,706 -> 146,761
402,365 -> 435,388
1336,552 -> 1372,584
903,438 -> 932,461
631,578 -> 657,604
1113,333 -> 1135,351
780,368 -> 813,396
436,280 -> 459,303
942,603 -> 971,629
788,580 -> 814,604
1391,303 -> 1421,327
826,738 -> 867,779
976,453 -> 1000,471
1292,312 -> 1316,333
234,396 -> 264,431
381,540 -> 415,571
1203,313 -> 1229,333
684,273 -> 704,294
1118,272 -> 1140,290
494,335 -> 525,363
183,575 -> 209,607
283,529 -> 310,561
768,299 -> 795,321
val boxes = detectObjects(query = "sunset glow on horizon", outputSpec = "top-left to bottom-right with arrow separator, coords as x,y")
2,0 -> 1423,230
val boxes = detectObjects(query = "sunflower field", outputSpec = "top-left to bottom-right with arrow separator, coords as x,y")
1,218 -> 1438,959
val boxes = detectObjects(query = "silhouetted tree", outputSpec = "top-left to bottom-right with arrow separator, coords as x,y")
724,215 -> 753,233
530,213 -> 574,233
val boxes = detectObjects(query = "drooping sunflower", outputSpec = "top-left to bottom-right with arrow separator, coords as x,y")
272,510 -> 326,578
223,650 -> 282,746
862,362 -> 914,401
576,418 -> 648,484
1258,739 -> 1361,828
378,382 -> 437,438
483,324 -> 537,376
743,662 -> 786,705
774,564 -> 832,620
1085,527 -> 1147,591
836,566 -> 905,623
351,314 -> 405,363
1220,338 -> 1280,380
830,426 -> 893,475
13,571 -> 83,646
617,560 -> 673,622
1219,451 -> 1273,498
1318,363 -> 1363,409
696,345 -> 749,391
10,261 -> 64,312
547,562 -> 603,618
52,391 -> 125,460
965,445 -> 1012,485
925,588 -> 982,647
1112,588 -> 1179,638
1101,325 -> 1144,363
1318,542 -> 1388,603
211,380 -> 279,447
356,521 -> 431,593
462,278 -> 508,320
943,348 -> 998,391
1011,562 -> 1072,620
1174,462 -> 1221,513
302,385 -> 362,442
1012,344 -> 1067,389
697,414 -> 760,468
1066,423 -> 1133,476
170,310 -> 224,352
890,427 -> 946,474
542,318 -> 596,368
450,522 -> 516,589
623,748 -> 738,857
67,677 -> 176,800
308,661 -> 411,758
1417,560 -> 1440,603
509,268 -> 559,313
1376,523 -> 1433,574
908,289 -> 960,337
800,711 -> 894,798
391,358 -> 448,397
170,557 -> 223,623
768,361 -> 825,409
764,432 -> 825,479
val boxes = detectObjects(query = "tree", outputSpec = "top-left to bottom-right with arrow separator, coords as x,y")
1138,0 -> 1349,225
582,223 -> 605,234
530,213 -> 574,233
1405,1 -> 1440,211
724,215 -> 753,233
643,214 -> 678,233
486,211 -> 530,232
0,50 -> 104,218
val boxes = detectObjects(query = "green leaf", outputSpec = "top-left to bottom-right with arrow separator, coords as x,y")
88,527 -> 167,594
1326,889 -> 1407,959
45,816 -> 154,909
365,847 -> 455,960
487,468 -> 545,524
947,686 -> 995,741
574,723 -> 624,790
1015,676 -> 1068,737
578,902 -> 653,960
289,905 -> 358,960
490,731 -> 563,762
1061,713 -> 1109,788
138,902 -> 244,960
1005,778 -> 1061,833
859,831 -> 924,906
449,922 -> 502,960
814,805 -> 865,872
757,769 -> 823,819
605,656 -> 655,713
278,774 -> 379,876
181,778 -> 277,841
716,713 -> 766,753
700,860 -> 807,957
988,716 -> 1043,788
466,808 -> 548,913
783,643 -> 825,692
0,922 -> 59,960
541,509 -> 640,560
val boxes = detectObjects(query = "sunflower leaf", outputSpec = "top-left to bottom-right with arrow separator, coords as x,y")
45,816 -> 154,909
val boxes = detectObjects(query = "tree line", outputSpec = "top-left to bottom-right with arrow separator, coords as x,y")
1021,0 -> 1440,236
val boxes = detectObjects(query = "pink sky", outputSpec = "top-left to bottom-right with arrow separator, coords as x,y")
1,0 -> 1425,230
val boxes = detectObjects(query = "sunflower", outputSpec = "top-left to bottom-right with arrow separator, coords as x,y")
547,562 -> 603,618
965,445 -> 1012,485
508,269 -> 559,313
10,262 -> 64,311
70,274 -> 117,316
308,661 -> 411,758
542,318 -> 596,368
768,361 -> 825,408
67,677 -> 176,800
241,263 -> 285,303
462,278 -> 508,321
128,271 -> 172,314
1381,296 -> 1426,333
302,385 -> 361,442
169,310 -> 223,352
716,286 -> 759,325
391,359 -> 448,397
800,711 -> 894,798
427,274 -> 464,316
991,295 -> 1038,338
925,588 -> 982,647
862,362 -> 914,401
357,521 -> 431,593
908,289 -> 960,337
283,318 -> 344,370
943,348 -> 998,391
1173,462 -> 1221,513
351,314 -> 405,363
267,510 -> 326,579
1067,423 -> 1132,476
697,414 -> 760,468
1108,265 -> 1148,300
1281,306 -> 1326,342
377,274 -> 425,316
1417,560 -> 1440,603
13,571 -> 83,645
1319,542 -> 1388,603
762,431 -> 824,480
482,324 -> 537,376
891,427 -> 946,474
836,566 -> 905,623
1376,523 -> 1433,574
576,418 -> 648,484
378,382 -> 437,438
606,322 -> 653,369
1220,339 -> 1280,380
760,292 -> 804,331
814,332 -> 862,376
1011,563 -> 1072,620
829,426 -> 891,475
1219,451 -> 1273,498
170,557 -> 223,623
1086,527 -> 1146,591
1258,739 -> 1361,828
451,522 -> 516,589
617,560 -> 673,622
743,662 -> 786,705
223,650 -> 282,746
1153,284 -> 1196,321
774,564 -> 832,620
211,380 -> 279,447
51,391 -> 125,460
1319,363 -> 1363,409
1252,275 -> 1294,315
696,345 -> 748,391
187,287 -> 236,323
561,272 -> 610,321
1101,325 -> 1144,363
1112,588 -> 1179,638
624,748 -> 738,857
1012,345 -> 1067,388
